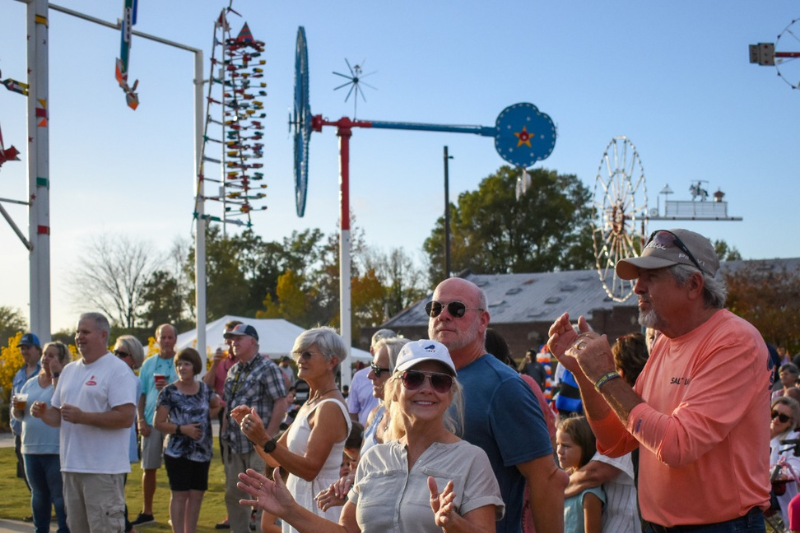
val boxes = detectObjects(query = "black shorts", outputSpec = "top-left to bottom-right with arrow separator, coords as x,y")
164,454 -> 210,492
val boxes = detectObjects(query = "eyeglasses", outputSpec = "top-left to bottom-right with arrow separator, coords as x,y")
399,370 -> 454,393
370,363 -> 391,378
772,411 -> 792,423
425,300 -> 484,319
293,350 -> 323,361
114,350 -> 131,359
646,230 -> 706,275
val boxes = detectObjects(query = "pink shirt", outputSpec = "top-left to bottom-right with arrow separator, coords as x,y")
212,354 -> 236,406
591,309 -> 771,527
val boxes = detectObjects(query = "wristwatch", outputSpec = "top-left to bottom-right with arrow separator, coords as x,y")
52,372 -> 60,378
262,437 -> 277,453
175,424 -> 182,436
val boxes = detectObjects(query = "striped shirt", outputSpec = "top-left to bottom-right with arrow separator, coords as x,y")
223,354 -> 286,453
593,452 -> 642,533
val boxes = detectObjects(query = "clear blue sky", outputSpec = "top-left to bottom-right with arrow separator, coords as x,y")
1,0 -> 798,333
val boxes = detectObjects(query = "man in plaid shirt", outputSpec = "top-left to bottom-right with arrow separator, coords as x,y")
222,323 -> 288,533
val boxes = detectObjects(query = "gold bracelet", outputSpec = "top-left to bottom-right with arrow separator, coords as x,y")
594,371 -> 621,391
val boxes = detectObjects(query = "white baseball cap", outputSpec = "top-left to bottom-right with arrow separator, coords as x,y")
395,339 -> 457,376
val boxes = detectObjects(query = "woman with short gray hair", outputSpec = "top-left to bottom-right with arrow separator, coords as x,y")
233,327 -> 351,533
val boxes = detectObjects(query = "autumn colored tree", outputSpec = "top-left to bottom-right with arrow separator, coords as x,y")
725,261 -> 800,353
258,270 -> 318,327
0,332 -> 23,428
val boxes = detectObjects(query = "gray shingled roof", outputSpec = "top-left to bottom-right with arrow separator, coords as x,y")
382,258 -> 800,328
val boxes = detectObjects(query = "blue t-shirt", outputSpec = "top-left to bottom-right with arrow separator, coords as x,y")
139,354 -> 179,425
455,354 -> 553,533
564,486 -> 605,533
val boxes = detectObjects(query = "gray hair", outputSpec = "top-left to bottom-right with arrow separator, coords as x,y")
293,327 -> 348,367
669,264 -> 727,309
374,337 -> 411,373
115,335 -> 145,369
371,329 -> 397,348
156,323 -> 178,338
79,312 -> 110,338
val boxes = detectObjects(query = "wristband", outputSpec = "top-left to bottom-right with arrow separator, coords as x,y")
594,371 -> 622,391
175,424 -> 182,436
52,372 -> 60,378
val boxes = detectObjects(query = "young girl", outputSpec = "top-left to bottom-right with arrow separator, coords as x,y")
557,416 -> 605,533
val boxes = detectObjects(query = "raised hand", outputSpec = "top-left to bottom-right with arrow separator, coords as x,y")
238,468 -> 295,518
428,476 -> 458,528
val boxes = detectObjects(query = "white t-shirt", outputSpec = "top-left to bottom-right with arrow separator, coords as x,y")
51,352 -> 138,474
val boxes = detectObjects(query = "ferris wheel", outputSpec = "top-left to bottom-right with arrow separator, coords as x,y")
592,136 -> 648,302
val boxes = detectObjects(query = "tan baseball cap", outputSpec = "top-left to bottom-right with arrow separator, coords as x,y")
616,229 -> 720,280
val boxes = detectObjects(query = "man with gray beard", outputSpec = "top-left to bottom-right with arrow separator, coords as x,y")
548,229 -> 771,532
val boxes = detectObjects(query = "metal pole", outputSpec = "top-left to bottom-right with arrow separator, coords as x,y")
338,124 -> 352,388
194,50 -> 207,366
28,0 -> 51,342
443,146 -> 452,279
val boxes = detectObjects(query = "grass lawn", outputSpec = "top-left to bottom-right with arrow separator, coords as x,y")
0,439 -> 232,532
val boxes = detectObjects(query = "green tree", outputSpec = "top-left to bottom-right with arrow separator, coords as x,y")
714,239 -> 743,261
0,306 -> 27,345
423,166 -> 595,283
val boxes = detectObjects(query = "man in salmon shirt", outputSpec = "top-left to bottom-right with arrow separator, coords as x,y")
548,228 -> 772,532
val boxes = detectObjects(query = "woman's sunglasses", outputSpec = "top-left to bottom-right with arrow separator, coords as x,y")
399,370 -> 453,393
293,350 -> 323,361
424,300 -> 483,319
772,411 -> 792,423
370,363 -> 391,378
114,350 -> 131,359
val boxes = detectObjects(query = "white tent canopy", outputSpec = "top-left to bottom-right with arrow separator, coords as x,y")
176,315 -> 372,363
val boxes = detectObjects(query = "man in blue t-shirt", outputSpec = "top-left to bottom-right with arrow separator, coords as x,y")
427,277 -> 567,533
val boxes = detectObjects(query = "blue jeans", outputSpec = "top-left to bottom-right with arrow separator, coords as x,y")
644,507 -> 766,533
23,454 -> 69,533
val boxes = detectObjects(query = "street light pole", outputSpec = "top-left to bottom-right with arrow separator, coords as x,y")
443,146 -> 453,279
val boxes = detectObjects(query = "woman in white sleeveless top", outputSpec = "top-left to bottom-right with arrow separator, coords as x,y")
234,327 -> 351,533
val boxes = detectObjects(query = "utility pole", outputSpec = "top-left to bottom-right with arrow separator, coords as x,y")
443,146 -> 453,278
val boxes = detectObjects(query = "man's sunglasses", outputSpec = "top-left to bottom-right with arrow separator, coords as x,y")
399,370 -> 454,393
772,411 -> 792,423
425,300 -> 483,319
114,350 -> 131,359
646,230 -> 706,275
370,363 -> 391,378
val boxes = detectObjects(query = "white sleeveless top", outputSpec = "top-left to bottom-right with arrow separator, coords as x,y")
283,398 -> 351,533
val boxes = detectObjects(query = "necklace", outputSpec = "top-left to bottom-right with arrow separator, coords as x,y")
307,387 -> 339,405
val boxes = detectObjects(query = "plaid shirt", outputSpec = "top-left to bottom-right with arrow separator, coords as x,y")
223,354 -> 287,454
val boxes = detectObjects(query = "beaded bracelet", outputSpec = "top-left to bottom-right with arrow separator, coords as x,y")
594,371 -> 621,391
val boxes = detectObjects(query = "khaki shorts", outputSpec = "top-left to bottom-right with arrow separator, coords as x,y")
63,472 -> 125,533
140,425 -> 165,470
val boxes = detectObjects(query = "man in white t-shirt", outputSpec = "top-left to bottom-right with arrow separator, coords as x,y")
32,312 -> 138,533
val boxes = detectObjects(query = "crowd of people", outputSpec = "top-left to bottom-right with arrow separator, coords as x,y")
6,227 -> 797,533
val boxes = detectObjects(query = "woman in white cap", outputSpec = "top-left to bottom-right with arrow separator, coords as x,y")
236,339 -> 504,533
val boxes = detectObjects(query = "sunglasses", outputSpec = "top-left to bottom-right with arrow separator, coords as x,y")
293,350 -> 322,361
114,350 -> 131,359
773,411 -> 792,423
425,300 -> 483,319
370,362 -> 391,378
646,230 -> 706,275
399,370 -> 454,393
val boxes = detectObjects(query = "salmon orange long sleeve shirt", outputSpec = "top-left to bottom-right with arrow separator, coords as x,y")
589,309 -> 772,527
